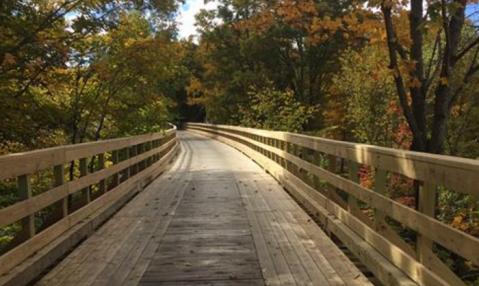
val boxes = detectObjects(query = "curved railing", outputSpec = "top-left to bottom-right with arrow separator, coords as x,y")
186,122 -> 479,286
0,125 -> 179,282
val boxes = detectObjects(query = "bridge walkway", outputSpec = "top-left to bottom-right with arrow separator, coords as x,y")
33,131 -> 372,286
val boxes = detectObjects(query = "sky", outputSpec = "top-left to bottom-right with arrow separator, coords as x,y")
66,1 -> 479,39
177,0 -> 219,39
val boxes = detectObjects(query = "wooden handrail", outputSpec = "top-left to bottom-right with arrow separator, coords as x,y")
188,123 -> 479,197
186,122 -> 479,286
0,125 -> 178,277
0,128 -> 176,181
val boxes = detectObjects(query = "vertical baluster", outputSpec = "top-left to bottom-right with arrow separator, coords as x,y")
373,168 -> 387,230
124,147 -> 130,180
417,182 -> 437,263
258,136 -> 264,155
301,146 -> 308,183
274,139 -> 279,163
138,143 -> 145,170
98,154 -> 106,195
79,158 -> 90,204
266,137 -> 270,158
147,141 -> 152,166
54,165 -> 68,217
159,138 -> 164,158
285,142 -> 291,171
293,144 -> 299,176
327,155 -> 337,200
112,150 -> 120,187
348,161 -> 360,212
154,140 -> 159,162
268,138 -> 272,159
18,174 -> 35,238
130,145 -> 138,175
313,150 -> 320,191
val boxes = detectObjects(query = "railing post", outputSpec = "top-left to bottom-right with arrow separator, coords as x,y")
138,143 -> 145,170
327,155 -> 337,200
285,142 -> 291,171
124,147 -> 130,180
313,150 -> 321,191
54,164 -> 68,217
373,168 -> 387,230
79,158 -> 90,204
98,154 -> 106,195
158,138 -> 163,158
112,150 -> 120,187
18,174 -> 35,238
301,146 -> 308,183
130,145 -> 138,175
268,138 -> 273,160
293,144 -> 299,176
417,182 -> 436,262
146,141 -> 152,166
275,139 -> 280,164
151,140 -> 157,162
348,161 -> 360,212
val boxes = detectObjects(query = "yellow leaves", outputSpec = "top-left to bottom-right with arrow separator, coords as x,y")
186,77 -> 203,96
450,213 -> 479,235
274,0 -> 318,29
124,38 -> 137,48
439,77 -> 449,86
387,99 -> 400,115
309,16 -> 343,34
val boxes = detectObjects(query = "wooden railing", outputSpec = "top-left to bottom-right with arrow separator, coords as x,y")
0,126 -> 178,282
186,123 -> 479,286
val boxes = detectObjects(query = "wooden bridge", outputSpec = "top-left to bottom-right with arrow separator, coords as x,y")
0,123 -> 478,286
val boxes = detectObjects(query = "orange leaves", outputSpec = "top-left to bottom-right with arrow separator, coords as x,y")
451,213 -> 479,236
186,77 -> 203,96
407,77 -> 422,89
277,0 -> 316,22
309,16 -> 342,34
2,53 -> 16,66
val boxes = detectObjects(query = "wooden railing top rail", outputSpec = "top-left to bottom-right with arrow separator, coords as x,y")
0,127 -> 176,181
188,123 -> 478,197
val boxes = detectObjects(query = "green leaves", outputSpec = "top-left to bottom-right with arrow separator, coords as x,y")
239,85 -> 317,133
0,0 -> 187,152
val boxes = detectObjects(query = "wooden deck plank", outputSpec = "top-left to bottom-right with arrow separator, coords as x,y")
282,211 -> 346,286
264,212 -> 312,286
257,212 -> 297,286
273,211 -> 331,286
288,211 -> 372,286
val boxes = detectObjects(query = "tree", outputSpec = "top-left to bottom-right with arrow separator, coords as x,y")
188,0 -> 368,130
0,0 -> 184,152
373,0 -> 479,154
239,84 -> 317,132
